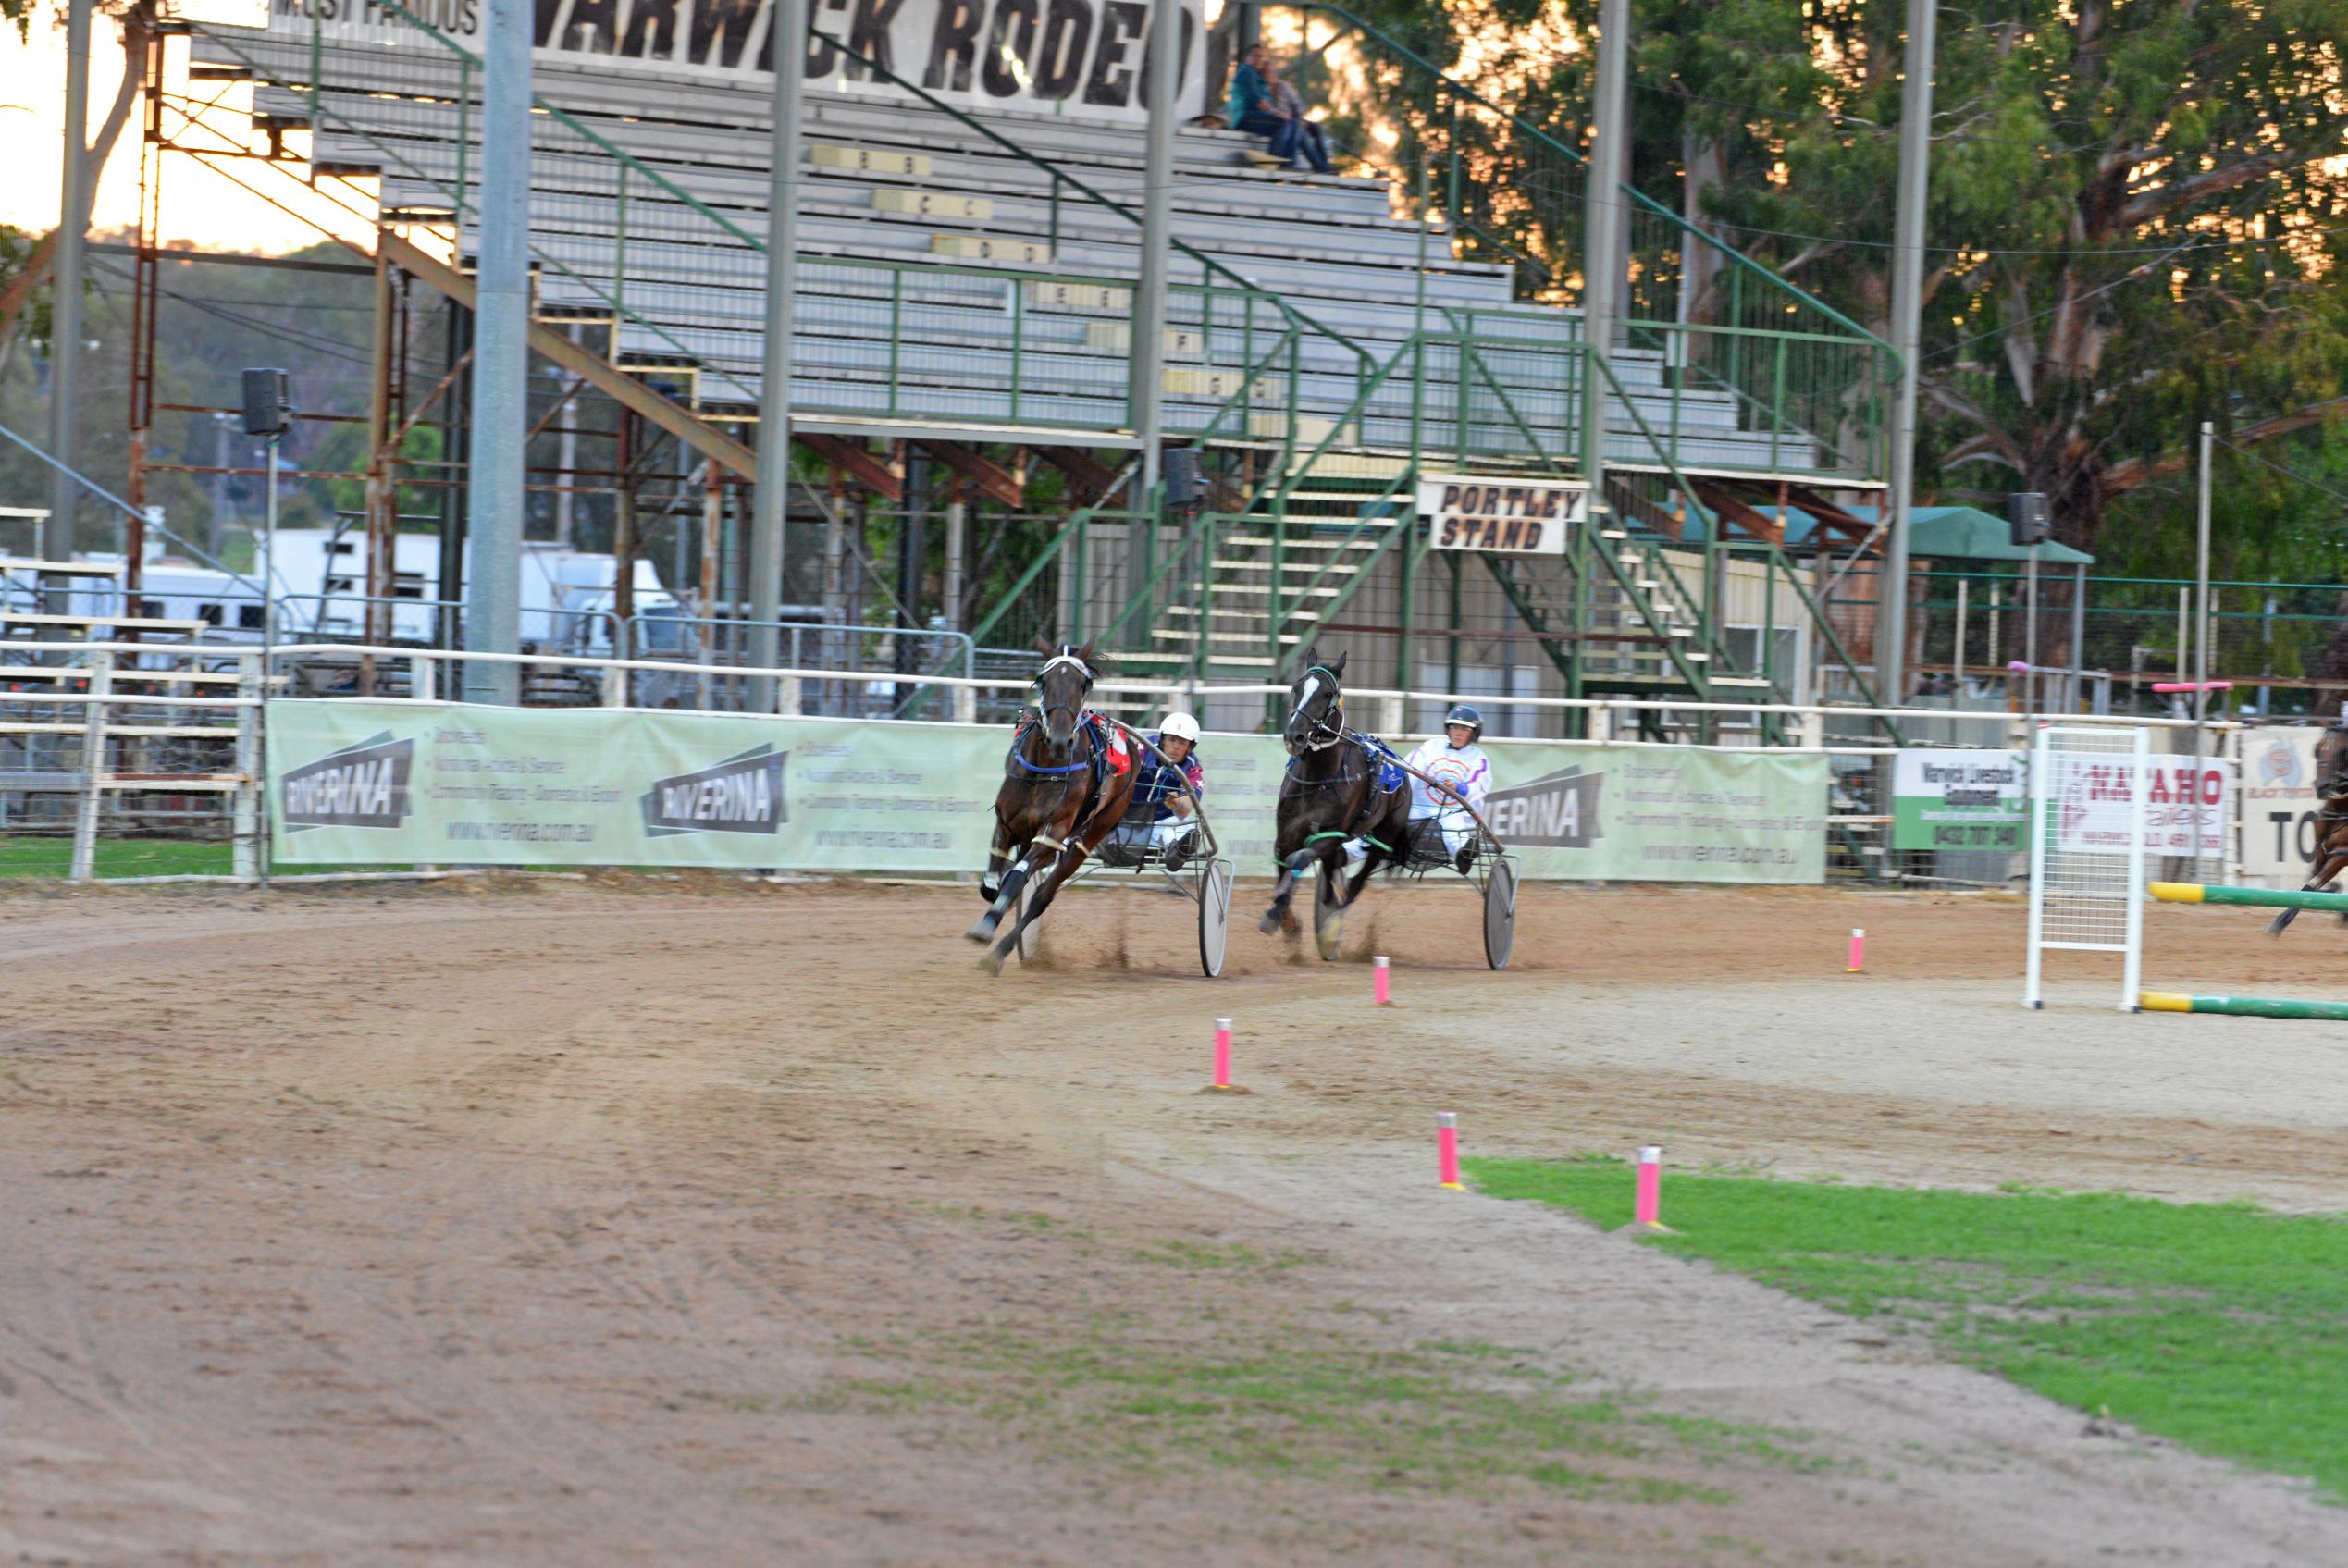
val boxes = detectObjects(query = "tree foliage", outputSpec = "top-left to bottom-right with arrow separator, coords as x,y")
1315,0 -> 2348,572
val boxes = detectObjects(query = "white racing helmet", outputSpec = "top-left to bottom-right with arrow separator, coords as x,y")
1160,712 -> 1202,744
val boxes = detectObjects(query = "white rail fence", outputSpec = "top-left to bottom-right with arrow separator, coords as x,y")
0,641 -> 2244,884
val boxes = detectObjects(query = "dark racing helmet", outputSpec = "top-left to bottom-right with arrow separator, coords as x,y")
1442,703 -> 1483,744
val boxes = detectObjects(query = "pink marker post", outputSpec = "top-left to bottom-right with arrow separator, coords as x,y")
1373,955 -> 1393,1006
1633,1145 -> 1666,1229
1847,928 -> 1865,973
1210,1016 -> 1233,1091
1437,1112 -> 1463,1189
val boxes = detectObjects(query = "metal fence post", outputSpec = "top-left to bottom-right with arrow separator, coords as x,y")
69,651 -> 112,883
233,650 -> 262,881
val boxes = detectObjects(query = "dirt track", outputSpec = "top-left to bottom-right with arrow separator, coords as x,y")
5,878 -> 2346,1565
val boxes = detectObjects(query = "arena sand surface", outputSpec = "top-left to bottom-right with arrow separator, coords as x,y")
4,878 -> 2346,1566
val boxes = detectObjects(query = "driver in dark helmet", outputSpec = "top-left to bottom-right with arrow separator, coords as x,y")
1405,703 -> 1494,874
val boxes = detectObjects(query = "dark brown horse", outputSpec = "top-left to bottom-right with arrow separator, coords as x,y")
965,640 -> 1139,972
1257,645 -> 1414,938
2269,721 -> 2348,936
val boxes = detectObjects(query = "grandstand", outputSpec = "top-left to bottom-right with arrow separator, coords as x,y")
180,1 -> 1897,725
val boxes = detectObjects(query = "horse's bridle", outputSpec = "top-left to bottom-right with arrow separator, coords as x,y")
1032,651 -> 1093,730
1286,665 -> 1346,753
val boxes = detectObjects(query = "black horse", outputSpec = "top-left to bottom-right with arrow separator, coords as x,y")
2270,720 -> 2348,937
966,639 -> 1139,972
1257,646 -> 1415,941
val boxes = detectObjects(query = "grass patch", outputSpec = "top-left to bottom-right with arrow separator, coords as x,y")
786,1319 -> 1846,1503
1126,1239 -> 1313,1271
1467,1155 -> 2348,1501
0,837 -> 237,879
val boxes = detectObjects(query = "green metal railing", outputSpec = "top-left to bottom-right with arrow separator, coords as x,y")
222,1 -> 1371,445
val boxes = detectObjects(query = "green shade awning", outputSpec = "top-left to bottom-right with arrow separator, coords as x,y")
1905,506 -> 2095,565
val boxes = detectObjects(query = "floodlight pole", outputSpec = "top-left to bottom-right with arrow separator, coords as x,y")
749,0 -> 809,713
45,0 -> 93,598
1578,0 -> 1630,488
462,0 -> 531,705
1131,0 -> 1181,507
1879,0 -> 1938,709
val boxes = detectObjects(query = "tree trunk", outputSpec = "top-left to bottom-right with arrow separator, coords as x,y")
0,5 -> 150,348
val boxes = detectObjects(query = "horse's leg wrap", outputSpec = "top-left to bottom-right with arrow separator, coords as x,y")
967,851 -> 1035,942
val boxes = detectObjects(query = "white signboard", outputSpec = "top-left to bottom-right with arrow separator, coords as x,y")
2239,725 -> 2323,886
2047,751 -> 2229,860
1891,747 -> 2024,851
1415,475 -> 1587,556
271,0 -> 1208,126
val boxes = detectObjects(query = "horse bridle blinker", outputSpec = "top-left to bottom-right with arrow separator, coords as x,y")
1288,664 -> 1346,752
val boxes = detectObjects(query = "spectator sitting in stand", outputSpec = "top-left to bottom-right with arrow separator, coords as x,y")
1263,60 -> 1336,175
1228,43 -> 1298,167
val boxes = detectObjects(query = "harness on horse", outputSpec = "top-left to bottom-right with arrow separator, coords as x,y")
1281,730 -> 1406,865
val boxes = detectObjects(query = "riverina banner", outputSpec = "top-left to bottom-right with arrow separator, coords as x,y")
268,703 -> 1827,883
267,701 -> 1007,870
271,0 -> 1209,125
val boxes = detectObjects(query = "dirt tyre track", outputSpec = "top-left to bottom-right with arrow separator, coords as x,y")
3,878 -> 2344,1566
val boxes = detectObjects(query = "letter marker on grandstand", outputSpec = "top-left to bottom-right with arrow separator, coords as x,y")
1437,1113 -> 1463,1189
1374,955 -> 1392,1006
1209,1017 -> 1234,1092
1847,928 -> 1865,973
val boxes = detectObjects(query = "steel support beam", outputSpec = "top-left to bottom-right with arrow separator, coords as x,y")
796,433 -> 902,501
379,231 -> 756,478
913,440 -> 1023,509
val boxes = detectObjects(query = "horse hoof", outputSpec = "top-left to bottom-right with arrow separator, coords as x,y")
977,947 -> 1007,975
1257,910 -> 1282,935
965,916 -> 999,944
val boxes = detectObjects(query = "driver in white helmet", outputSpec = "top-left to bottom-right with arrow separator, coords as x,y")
1405,704 -> 1493,873
1112,711 -> 1208,869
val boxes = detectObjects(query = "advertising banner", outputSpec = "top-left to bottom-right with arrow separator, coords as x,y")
2239,725 -> 2324,885
2040,749 -> 2229,860
268,701 -> 1005,870
1891,749 -> 2025,852
269,0 -> 1209,126
1415,475 -> 1586,556
269,703 -> 1831,883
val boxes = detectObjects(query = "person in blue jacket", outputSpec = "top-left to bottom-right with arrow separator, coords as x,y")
1228,44 -> 1299,167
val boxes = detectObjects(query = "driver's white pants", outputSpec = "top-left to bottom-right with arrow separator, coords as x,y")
1413,806 -> 1476,858
1108,820 -> 1195,854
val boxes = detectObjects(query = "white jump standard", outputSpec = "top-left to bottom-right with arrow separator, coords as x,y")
2023,723 -> 2149,1011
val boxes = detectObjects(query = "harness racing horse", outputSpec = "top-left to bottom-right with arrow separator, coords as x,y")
966,640 -> 1139,972
1257,646 -> 1414,942
2268,719 -> 2348,937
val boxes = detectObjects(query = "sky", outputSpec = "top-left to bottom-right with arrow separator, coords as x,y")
3,0 -> 328,252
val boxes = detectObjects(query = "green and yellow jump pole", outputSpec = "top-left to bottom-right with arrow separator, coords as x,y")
2143,883 -> 2348,1018
2148,881 -> 2348,913
2141,992 -> 2348,1021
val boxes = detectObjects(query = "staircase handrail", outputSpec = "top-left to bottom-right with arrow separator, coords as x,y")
1588,352 -> 1900,743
